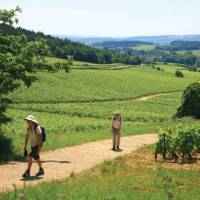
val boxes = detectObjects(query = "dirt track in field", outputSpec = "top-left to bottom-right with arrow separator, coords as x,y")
0,134 -> 158,192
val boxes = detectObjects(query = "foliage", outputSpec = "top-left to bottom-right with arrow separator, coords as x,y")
175,70 -> 184,78
177,82 -> 200,118
0,131 -> 15,162
156,41 -> 200,51
155,126 -> 200,161
93,40 -> 153,48
0,23 -> 147,65
0,7 -> 70,127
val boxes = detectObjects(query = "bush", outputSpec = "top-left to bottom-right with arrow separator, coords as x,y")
177,82 -> 200,118
155,126 -> 200,162
175,70 -> 184,78
0,131 -> 15,163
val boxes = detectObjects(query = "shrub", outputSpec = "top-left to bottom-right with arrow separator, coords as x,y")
175,70 -> 184,78
0,131 -> 15,163
177,82 -> 200,118
155,126 -> 200,162
156,67 -> 161,70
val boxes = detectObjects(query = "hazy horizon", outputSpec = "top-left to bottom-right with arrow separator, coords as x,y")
1,0 -> 200,37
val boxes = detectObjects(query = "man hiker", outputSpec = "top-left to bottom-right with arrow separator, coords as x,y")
22,115 -> 44,178
111,111 -> 123,151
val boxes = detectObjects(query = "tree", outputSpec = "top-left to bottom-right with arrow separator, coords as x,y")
175,70 -> 184,78
176,82 -> 200,118
0,7 -> 70,127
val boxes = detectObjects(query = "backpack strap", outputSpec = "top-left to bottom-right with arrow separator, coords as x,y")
34,123 -> 39,135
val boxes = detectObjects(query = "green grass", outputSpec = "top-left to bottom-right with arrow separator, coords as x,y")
4,92 -> 200,159
46,57 -> 123,69
1,146 -> 200,200
132,44 -> 155,51
174,50 -> 200,57
8,65 -> 199,103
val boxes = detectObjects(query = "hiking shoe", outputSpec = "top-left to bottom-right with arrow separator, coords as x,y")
117,146 -> 122,151
112,147 -> 116,151
22,169 -> 30,178
36,168 -> 44,176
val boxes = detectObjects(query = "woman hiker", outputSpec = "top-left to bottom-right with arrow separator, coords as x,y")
111,111 -> 123,151
22,115 -> 44,178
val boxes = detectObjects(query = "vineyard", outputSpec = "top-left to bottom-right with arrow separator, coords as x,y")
8,64 -> 200,103
155,126 -> 200,162
2,63 -> 200,159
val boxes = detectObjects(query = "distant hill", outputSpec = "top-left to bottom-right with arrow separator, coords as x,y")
0,24 -> 115,63
156,40 -> 200,51
65,35 -> 200,45
93,41 -> 153,49
0,24 -> 145,65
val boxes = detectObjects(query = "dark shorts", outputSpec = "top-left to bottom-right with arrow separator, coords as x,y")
29,145 -> 40,160
112,128 -> 121,134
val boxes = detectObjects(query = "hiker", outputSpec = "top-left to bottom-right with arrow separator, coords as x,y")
22,115 -> 44,178
111,111 -> 123,151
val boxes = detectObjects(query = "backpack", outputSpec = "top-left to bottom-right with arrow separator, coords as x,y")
34,124 -> 46,143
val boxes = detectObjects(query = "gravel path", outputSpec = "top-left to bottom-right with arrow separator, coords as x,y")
0,134 -> 158,192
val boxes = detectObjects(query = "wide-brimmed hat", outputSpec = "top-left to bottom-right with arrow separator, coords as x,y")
113,111 -> 120,115
24,115 -> 38,124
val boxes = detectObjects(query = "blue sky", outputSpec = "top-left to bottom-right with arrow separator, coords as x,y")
1,0 -> 200,37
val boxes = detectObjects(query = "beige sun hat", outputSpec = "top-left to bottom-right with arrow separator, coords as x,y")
114,111 -> 120,115
24,115 -> 38,124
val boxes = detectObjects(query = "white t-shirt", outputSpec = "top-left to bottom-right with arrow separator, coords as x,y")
26,125 -> 42,147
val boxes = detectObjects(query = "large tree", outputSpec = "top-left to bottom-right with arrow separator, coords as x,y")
176,82 -> 200,119
0,7 -> 71,127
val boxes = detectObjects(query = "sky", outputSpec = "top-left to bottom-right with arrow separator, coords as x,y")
1,0 -> 200,37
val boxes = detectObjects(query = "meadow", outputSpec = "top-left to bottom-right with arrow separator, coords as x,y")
132,44 -> 155,51
1,145 -> 199,200
2,63 -> 200,160
47,57 -> 123,69
8,64 -> 199,103
175,50 -> 200,57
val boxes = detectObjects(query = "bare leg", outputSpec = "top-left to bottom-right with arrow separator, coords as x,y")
36,159 -> 42,169
28,156 -> 33,170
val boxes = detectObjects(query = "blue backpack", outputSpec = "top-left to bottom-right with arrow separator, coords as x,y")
34,124 -> 46,143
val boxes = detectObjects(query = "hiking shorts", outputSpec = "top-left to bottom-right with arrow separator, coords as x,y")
29,145 -> 40,160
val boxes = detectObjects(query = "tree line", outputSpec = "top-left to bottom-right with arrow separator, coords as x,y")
0,23 -> 146,65
156,40 -> 200,51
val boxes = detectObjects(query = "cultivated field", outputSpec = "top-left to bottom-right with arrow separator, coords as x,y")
3,63 -> 200,159
132,44 -> 155,51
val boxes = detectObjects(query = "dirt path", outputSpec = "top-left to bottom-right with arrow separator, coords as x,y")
72,65 -> 133,70
0,134 -> 158,192
13,90 -> 181,104
136,93 -> 167,101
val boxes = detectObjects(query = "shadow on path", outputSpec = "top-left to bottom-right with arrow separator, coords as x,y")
42,160 -> 71,164
20,176 -> 43,182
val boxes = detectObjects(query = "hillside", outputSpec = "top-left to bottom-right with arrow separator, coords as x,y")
67,35 -> 200,45
2,63 -> 199,161
0,24 -> 143,65
93,41 -> 153,49
0,24 -> 110,63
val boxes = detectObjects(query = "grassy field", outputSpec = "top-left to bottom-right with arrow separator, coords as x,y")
2,63 -> 199,160
1,145 -> 199,200
8,64 -> 200,103
46,57 -> 123,69
5,92 -> 200,155
132,44 -> 155,51
175,50 -> 200,57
